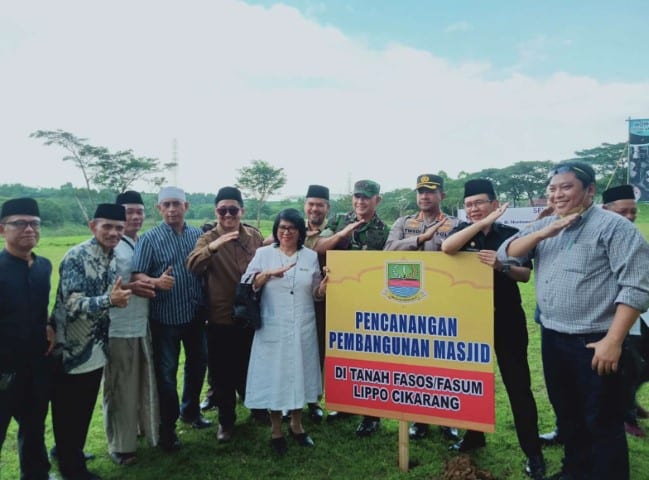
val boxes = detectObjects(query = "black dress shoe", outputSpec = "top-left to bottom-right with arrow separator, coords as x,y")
525,453 -> 546,480
545,472 -> 576,480
289,429 -> 315,447
308,404 -> 324,424
449,432 -> 486,452
49,445 -> 95,462
159,434 -> 182,452
440,426 -> 459,441
200,395 -> 217,411
180,414 -> 213,429
356,417 -> 380,437
408,423 -> 429,440
270,436 -> 288,456
326,411 -> 351,421
539,429 -> 563,446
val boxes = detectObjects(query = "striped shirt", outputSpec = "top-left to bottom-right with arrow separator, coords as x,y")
132,222 -> 203,326
497,205 -> 649,334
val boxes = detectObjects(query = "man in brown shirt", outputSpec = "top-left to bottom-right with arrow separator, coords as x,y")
186,186 -> 264,442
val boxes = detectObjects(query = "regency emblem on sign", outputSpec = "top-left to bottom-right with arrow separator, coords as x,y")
382,261 -> 426,302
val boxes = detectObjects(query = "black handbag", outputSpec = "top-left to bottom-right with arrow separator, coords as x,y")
233,274 -> 262,330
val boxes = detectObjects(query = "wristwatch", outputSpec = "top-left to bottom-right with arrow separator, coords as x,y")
501,264 -> 511,274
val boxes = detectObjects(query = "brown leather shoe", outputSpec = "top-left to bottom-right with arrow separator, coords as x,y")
217,425 -> 232,442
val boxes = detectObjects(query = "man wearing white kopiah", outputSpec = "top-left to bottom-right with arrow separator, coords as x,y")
498,161 -> 649,480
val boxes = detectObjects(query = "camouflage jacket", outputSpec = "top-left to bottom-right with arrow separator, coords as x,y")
322,212 -> 389,251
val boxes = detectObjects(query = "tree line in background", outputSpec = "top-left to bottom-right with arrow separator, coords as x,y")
0,129 -> 628,230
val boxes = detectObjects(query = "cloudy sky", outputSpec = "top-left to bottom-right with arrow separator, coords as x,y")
1,0 -> 647,197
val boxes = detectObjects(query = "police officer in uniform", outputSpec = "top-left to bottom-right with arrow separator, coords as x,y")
385,174 -> 460,442
318,179 -> 389,436
385,174 -> 458,252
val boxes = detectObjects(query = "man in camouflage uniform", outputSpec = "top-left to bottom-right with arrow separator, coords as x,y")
384,174 -> 460,442
318,179 -> 389,436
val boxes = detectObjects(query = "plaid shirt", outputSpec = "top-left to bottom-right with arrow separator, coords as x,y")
498,206 -> 649,334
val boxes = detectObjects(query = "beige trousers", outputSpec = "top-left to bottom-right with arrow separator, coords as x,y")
103,333 -> 159,453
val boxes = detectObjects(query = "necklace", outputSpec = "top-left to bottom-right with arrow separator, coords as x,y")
278,249 -> 298,295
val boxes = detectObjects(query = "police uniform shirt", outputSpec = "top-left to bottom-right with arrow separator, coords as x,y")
385,212 -> 459,251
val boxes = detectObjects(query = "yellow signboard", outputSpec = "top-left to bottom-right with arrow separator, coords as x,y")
325,251 -> 495,432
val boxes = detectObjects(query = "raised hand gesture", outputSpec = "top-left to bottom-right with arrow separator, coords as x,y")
157,266 -> 175,290
110,276 -> 132,308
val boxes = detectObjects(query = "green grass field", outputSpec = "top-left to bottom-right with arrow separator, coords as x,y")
2,211 -> 649,479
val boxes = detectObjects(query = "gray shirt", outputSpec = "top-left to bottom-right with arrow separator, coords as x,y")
109,237 -> 149,338
497,205 -> 649,334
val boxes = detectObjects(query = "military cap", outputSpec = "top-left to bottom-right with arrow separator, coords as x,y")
353,180 -> 380,197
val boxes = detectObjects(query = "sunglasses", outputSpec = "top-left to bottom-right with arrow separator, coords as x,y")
547,164 -> 593,183
216,206 -> 240,216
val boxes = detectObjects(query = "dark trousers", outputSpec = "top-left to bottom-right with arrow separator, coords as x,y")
542,327 -> 628,480
465,306 -> 541,457
622,335 -> 645,424
0,357 -> 52,480
207,324 -> 254,428
622,323 -> 649,425
51,366 -> 103,479
150,319 -> 206,439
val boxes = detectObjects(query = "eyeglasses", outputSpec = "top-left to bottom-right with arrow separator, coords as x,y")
278,225 -> 297,233
547,164 -> 593,183
2,220 -> 41,230
463,199 -> 492,210
216,206 -> 240,216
